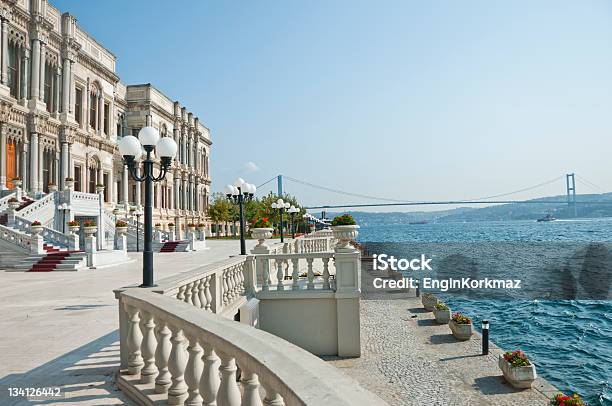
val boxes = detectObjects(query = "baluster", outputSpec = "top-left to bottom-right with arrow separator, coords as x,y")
192,280 -> 201,308
200,343 -> 220,406
222,271 -> 229,306
291,258 -> 299,290
284,259 -> 290,280
262,385 -> 284,406
306,258 -> 314,290
168,326 -> 188,405
228,269 -> 235,302
266,260 -> 272,286
154,320 -> 172,393
184,282 -> 193,305
217,352 -> 241,406
125,304 -> 144,375
177,285 -> 186,301
276,258 -> 284,291
184,334 -> 204,406
197,278 -> 206,309
241,369 -> 263,406
204,276 -> 212,312
139,311 -> 158,384
261,259 -> 270,291
322,257 -> 331,290
231,266 -> 239,298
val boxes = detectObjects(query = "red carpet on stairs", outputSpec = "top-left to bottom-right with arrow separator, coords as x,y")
160,241 -> 182,253
28,252 -> 72,272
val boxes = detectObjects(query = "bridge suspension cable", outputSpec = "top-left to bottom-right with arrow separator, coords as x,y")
575,174 -> 605,193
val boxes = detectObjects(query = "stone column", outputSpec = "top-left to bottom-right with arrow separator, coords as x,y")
60,141 -> 69,189
122,164 -> 129,204
182,178 -> 187,210
54,67 -> 60,114
20,145 -> 27,190
0,123 -> 6,189
69,61 -> 74,114
61,57 -> 71,112
1,17 -> 8,86
54,152 -> 60,185
30,39 -> 41,100
98,94 -> 104,135
29,132 -> 39,193
21,48 -> 30,102
39,42 -> 46,102
37,143 -> 43,192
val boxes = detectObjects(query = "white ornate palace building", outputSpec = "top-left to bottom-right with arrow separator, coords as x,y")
0,0 -> 211,233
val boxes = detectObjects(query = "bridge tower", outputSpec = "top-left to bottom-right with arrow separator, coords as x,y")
566,173 -> 577,217
277,174 -> 283,197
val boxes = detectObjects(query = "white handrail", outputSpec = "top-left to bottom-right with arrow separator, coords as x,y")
0,224 -> 32,252
17,192 -> 55,223
13,216 -> 70,248
0,192 -> 17,211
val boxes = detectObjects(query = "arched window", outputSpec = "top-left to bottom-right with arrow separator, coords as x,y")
7,42 -> 20,98
89,91 -> 98,129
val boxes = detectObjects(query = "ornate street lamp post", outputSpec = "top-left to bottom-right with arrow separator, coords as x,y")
287,205 -> 299,239
118,127 -> 178,288
271,198 -> 290,243
224,178 -> 256,255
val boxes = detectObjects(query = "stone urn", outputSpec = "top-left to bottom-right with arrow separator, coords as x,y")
155,224 -> 162,231
48,184 -> 58,192
331,225 -> 360,251
69,225 -> 80,234
96,185 -> 105,194
251,227 -> 273,247
498,355 -> 537,389
8,200 -> 20,210
187,225 -> 196,232
116,226 -> 128,236
449,320 -> 473,341
198,225 -> 206,232
168,225 -> 175,232
84,226 -> 98,237
421,294 -> 438,311
433,305 -> 451,324
30,224 -> 43,235
64,179 -> 75,190
12,179 -> 22,188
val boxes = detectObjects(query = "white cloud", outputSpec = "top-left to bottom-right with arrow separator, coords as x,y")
244,161 -> 260,172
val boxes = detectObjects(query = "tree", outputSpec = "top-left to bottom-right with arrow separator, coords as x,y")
208,193 -> 232,236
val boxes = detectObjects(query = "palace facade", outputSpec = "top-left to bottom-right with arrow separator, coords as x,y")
0,0 -> 211,231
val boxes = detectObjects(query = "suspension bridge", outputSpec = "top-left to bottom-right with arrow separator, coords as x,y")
256,173 -> 611,215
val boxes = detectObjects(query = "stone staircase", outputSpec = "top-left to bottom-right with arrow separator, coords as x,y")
15,244 -> 87,272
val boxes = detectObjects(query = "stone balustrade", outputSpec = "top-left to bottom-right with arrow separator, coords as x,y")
117,288 -> 387,406
0,192 -> 17,211
16,192 -> 55,223
255,252 -> 335,291
13,216 -> 71,249
0,224 -> 34,253
299,236 -> 333,253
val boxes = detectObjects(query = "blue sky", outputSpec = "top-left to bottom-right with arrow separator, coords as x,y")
53,0 -> 612,211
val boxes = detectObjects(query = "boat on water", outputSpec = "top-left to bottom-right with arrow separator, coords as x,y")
409,220 -> 429,225
537,214 -> 556,222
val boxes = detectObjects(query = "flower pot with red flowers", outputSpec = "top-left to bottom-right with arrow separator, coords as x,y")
331,214 -> 359,251
421,292 -> 438,311
115,220 -> 128,236
48,182 -> 58,192
498,350 -> 537,389
449,312 -> 473,341
30,221 -> 43,235
251,217 -> 273,247
187,223 -> 196,232
549,392 -> 585,406
155,223 -> 162,230
8,197 -> 20,210
95,183 -> 105,194
433,302 -> 451,324
12,177 -> 22,188
83,220 -> 97,237
198,223 -> 206,232
68,220 -> 80,234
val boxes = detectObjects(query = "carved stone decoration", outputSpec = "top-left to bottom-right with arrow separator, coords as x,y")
27,113 -> 49,134
0,100 -> 13,123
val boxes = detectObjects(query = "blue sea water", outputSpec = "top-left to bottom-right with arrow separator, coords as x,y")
356,217 -> 612,405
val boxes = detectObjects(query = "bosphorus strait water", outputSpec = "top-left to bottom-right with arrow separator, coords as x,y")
356,216 -> 612,405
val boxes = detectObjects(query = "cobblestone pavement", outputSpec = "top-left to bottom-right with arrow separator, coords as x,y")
324,260 -> 558,406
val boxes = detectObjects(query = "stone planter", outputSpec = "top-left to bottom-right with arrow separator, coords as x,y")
433,308 -> 451,324
449,320 -> 473,341
30,225 -> 43,235
48,185 -> 58,192
8,201 -> 20,210
64,180 -> 75,190
421,295 -> 438,311
498,355 -> 537,389
84,226 -> 98,237
168,226 -> 175,232
155,225 -> 162,231
12,179 -> 22,188
96,186 -> 105,194
69,225 -> 80,234
331,225 -> 360,251
116,226 -> 128,236
188,226 -> 196,232
198,226 -> 206,232
251,228 -> 273,247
